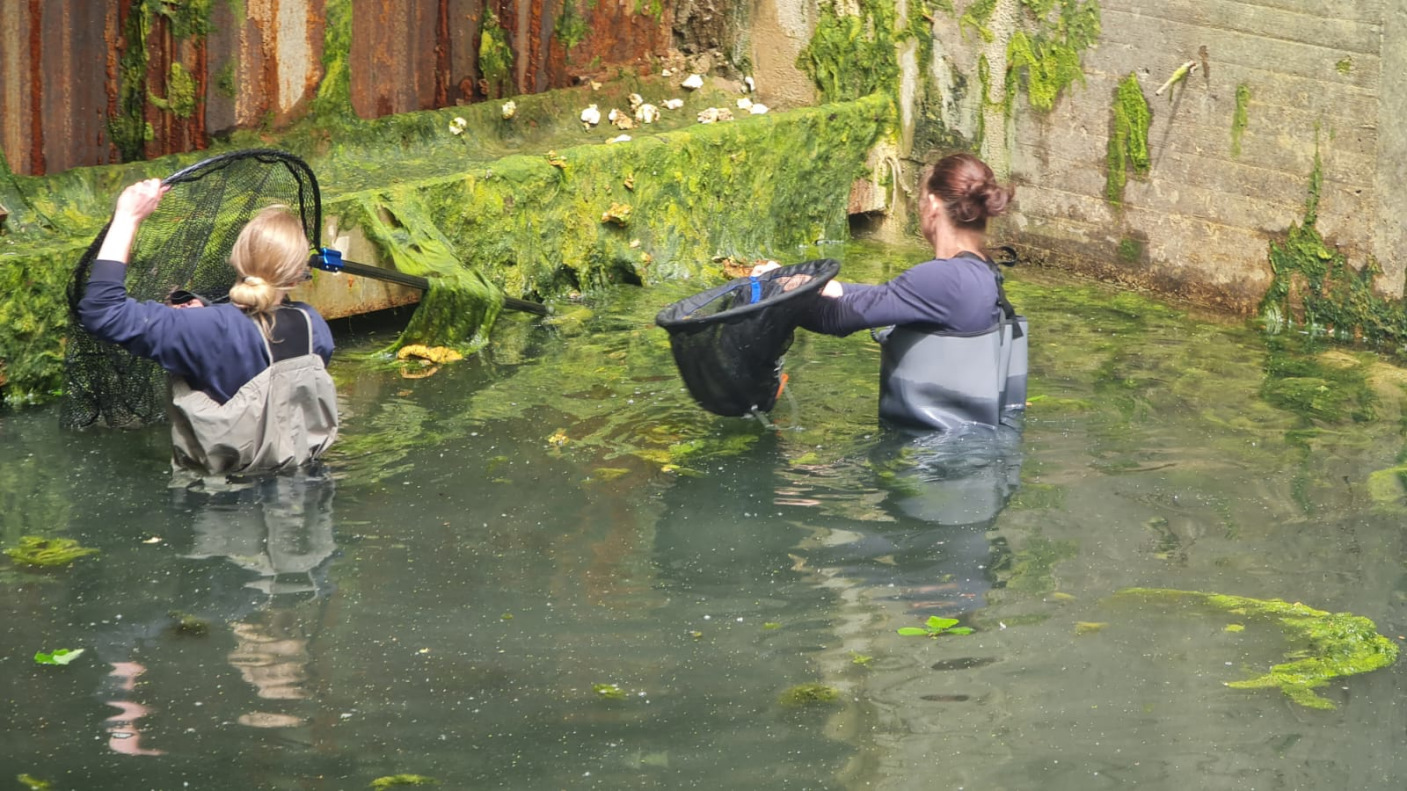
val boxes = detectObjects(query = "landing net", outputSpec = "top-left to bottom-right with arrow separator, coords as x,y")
62,150 -> 321,429
655,258 -> 840,417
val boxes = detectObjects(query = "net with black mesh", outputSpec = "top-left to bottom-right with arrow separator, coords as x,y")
655,259 -> 840,417
62,149 -> 322,429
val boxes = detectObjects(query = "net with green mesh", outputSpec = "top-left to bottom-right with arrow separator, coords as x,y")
62,150 -> 321,429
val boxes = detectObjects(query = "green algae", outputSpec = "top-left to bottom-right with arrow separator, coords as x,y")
555,0 -> 589,52
905,0 -> 955,70
779,682 -> 841,707
0,252 -> 71,405
313,0 -> 355,120
112,3 -> 156,162
996,536 -> 1076,596
593,682 -> 627,699
1006,481 -> 1065,511
337,192 -> 505,355
1004,31 -> 1082,113
1105,72 -> 1151,205
1004,1 -> 1100,115
1260,140 -> 1407,347
168,610 -> 211,636
370,776 -> 436,789
959,0 -> 998,42
795,0 -> 900,104
1259,336 -> 1376,426
149,62 -> 199,119
1116,236 -> 1141,263
110,0 -> 218,159
214,61 -> 238,99
157,0 -> 216,39
1231,83 -> 1250,158
1112,588 -> 1399,710
5,536 -> 98,568
479,9 -> 516,101
1335,57 -> 1353,75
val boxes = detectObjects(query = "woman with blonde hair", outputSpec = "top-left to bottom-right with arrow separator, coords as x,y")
79,178 -> 338,477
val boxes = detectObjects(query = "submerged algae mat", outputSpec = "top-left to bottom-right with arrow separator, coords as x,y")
1108,589 -> 1398,709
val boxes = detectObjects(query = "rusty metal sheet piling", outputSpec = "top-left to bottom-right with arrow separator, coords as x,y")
1,0 -> 671,176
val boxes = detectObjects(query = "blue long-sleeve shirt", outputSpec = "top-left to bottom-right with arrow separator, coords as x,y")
800,255 -> 1000,336
78,259 -> 334,404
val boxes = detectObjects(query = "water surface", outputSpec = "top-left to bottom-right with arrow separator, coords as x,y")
3,239 -> 1406,790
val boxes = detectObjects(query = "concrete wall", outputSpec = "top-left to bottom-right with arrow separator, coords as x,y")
1005,0 -> 1401,312
741,0 -> 1407,314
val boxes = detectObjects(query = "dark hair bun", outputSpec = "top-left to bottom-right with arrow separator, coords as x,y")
974,180 -> 1012,219
923,153 -> 1014,227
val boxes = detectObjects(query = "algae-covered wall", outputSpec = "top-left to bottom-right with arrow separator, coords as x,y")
0,81 -> 888,403
9,0 -> 1407,404
875,0 -> 1405,321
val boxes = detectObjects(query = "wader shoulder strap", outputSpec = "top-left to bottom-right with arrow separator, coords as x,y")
955,251 -> 1023,340
262,306 -> 314,365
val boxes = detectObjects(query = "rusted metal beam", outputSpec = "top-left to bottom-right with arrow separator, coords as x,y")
27,0 -> 44,175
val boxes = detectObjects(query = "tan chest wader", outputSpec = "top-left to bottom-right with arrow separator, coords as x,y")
874,253 -> 1028,433
169,306 -> 338,477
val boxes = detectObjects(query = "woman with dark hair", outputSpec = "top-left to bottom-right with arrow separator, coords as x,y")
754,153 -> 1027,431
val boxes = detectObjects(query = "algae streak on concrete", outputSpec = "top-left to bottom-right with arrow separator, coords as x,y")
990,1 -> 1407,317
0,93 -> 890,405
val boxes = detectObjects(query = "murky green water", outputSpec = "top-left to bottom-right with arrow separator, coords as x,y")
3,239 -> 1406,790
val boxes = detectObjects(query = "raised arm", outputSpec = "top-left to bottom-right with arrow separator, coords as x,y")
95,178 -> 169,263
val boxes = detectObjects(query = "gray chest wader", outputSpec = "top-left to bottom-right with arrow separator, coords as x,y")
874,254 -> 1028,432
169,307 -> 339,477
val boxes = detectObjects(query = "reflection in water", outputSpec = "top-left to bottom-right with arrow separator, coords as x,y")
103,662 -> 165,756
797,424 -> 1022,618
178,473 -> 337,730
91,472 -> 339,753
182,473 -> 337,599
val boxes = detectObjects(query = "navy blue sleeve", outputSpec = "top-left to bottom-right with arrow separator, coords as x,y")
77,259 -> 268,401
79,260 -> 220,381
800,258 -> 999,336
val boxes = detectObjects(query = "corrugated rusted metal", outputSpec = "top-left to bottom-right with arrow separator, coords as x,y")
0,0 -> 117,175
0,0 -> 672,176
350,0 -> 443,117
0,0 -> 33,175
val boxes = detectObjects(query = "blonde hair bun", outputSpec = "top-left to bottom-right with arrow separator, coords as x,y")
227,205 -> 311,337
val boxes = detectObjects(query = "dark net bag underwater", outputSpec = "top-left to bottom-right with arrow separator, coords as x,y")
655,259 -> 840,416
62,150 -> 322,430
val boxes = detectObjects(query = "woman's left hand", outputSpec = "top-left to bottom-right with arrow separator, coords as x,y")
113,178 -> 169,224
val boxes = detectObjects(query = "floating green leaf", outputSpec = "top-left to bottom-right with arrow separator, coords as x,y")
34,648 -> 84,666
898,615 -> 974,638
